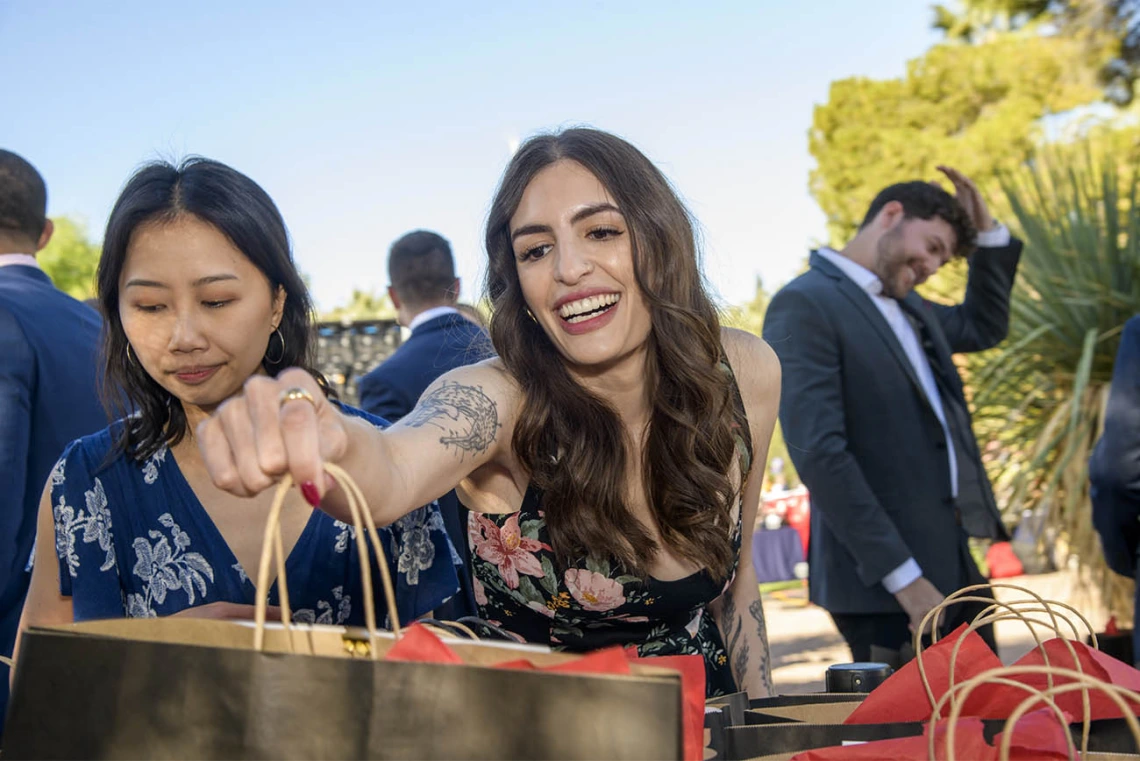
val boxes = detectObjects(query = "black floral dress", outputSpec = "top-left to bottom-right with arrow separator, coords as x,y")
467,363 -> 753,697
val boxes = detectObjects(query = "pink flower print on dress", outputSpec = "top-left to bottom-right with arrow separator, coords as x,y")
526,600 -> 556,619
563,568 -> 627,612
472,576 -> 488,606
471,513 -> 548,589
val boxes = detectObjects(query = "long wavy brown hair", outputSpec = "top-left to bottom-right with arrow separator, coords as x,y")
485,128 -> 746,580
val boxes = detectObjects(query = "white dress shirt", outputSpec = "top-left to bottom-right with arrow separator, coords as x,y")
0,253 -> 40,269
816,224 -> 1009,593
408,305 -> 459,333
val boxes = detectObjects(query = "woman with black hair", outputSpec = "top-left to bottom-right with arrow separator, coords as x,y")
16,158 -> 459,632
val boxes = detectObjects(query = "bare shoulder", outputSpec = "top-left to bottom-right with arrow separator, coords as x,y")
721,327 -> 781,403
419,357 -> 520,404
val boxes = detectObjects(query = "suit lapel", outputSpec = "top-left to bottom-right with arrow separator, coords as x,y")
816,256 -> 930,404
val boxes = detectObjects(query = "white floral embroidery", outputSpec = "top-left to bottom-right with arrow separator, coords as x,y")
142,447 -> 167,485
49,456 -> 66,487
390,506 -> 446,586
333,520 -> 355,553
292,586 -> 351,625
232,562 -> 250,585
126,512 -> 215,617
53,477 -> 116,578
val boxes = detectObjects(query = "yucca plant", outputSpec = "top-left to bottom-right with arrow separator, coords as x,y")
967,136 -> 1140,620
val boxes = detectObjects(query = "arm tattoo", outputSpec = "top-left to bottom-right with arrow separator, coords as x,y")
402,381 -> 502,459
749,598 -> 774,693
722,593 -> 751,688
719,592 -> 774,695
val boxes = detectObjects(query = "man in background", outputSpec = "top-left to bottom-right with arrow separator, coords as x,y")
358,230 -> 492,617
0,150 -> 105,735
764,167 -> 1021,662
358,230 -> 490,421
1090,315 -> 1140,662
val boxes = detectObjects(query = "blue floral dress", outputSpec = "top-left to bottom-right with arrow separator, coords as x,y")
47,406 -> 460,627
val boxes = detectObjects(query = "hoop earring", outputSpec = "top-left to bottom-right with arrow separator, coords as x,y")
126,344 -> 136,366
264,328 -> 286,365
525,308 -> 537,324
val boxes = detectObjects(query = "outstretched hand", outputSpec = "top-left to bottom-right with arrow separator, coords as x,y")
195,368 -> 349,507
936,165 -> 995,233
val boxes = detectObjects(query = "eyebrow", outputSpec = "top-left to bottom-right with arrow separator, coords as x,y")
124,274 -> 240,289
510,203 -> 622,241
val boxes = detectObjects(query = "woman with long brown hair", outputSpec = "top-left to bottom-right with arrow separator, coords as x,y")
195,128 -> 780,697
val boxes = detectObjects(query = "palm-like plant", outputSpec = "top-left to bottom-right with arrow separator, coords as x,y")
969,138 -> 1140,619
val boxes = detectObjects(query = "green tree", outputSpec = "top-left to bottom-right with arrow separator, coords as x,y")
721,277 -> 799,489
320,289 -> 397,322
810,33 -> 1100,247
935,0 -> 1140,105
38,217 -> 100,300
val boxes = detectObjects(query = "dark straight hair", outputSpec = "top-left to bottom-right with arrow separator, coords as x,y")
97,157 -> 323,461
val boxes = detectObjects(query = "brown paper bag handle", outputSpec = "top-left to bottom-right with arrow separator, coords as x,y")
927,669 -> 1072,761
412,619 -> 480,640
938,666 -> 1140,761
998,671 -> 1140,761
254,463 -> 403,657
946,606 -> 1093,747
915,584 -> 1092,716
917,594 -> 1066,716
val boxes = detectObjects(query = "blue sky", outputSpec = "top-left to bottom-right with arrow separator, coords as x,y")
2,1 -> 942,311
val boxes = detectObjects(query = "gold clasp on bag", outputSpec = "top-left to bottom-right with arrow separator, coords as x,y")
342,629 -> 373,658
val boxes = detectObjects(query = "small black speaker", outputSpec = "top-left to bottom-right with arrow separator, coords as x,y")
825,662 -> 893,693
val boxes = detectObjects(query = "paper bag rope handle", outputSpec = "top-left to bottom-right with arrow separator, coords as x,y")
926,584 -> 1094,648
950,606 -> 1094,746
997,670 -> 1140,761
915,584 -> 1093,716
254,463 -> 402,656
935,666 -> 1140,761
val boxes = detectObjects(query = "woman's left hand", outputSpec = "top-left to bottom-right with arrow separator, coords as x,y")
196,368 -> 348,505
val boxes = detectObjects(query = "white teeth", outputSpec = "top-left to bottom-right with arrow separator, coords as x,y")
558,293 -> 620,320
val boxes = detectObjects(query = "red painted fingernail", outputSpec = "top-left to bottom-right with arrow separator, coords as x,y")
300,481 -> 321,508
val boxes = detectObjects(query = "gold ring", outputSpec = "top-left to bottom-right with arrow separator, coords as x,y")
278,386 -> 318,410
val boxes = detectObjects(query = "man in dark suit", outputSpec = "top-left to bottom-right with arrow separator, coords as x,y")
1090,315 -> 1140,661
0,150 -> 105,733
358,230 -> 491,422
763,167 -> 1021,661
358,230 -> 491,618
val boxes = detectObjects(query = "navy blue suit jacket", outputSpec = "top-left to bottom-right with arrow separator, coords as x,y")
358,312 -> 492,422
0,265 -> 104,733
357,311 -> 492,619
1091,315 -> 1140,655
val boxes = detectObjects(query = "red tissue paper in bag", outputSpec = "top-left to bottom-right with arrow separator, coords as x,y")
384,624 -> 705,761
844,623 -> 1003,725
791,711 -> 1072,760
960,637 -> 1140,720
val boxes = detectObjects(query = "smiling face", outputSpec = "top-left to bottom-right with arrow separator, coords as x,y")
118,214 -> 285,417
509,159 -> 653,373
872,205 -> 958,300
